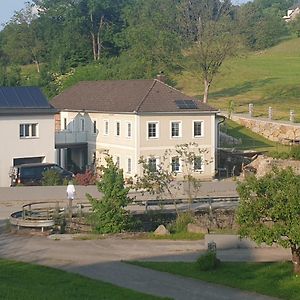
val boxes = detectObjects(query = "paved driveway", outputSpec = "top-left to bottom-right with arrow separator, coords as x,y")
0,179 -> 238,220
0,231 -> 288,300
0,180 -> 287,300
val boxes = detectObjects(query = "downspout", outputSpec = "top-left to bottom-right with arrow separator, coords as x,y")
216,114 -> 226,174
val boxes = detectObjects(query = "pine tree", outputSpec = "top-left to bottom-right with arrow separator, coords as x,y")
86,156 -> 133,233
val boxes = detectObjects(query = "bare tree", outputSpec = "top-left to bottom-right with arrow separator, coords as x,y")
135,155 -> 180,215
170,143 -> 210,209
135,142 -> 211,213
179,0 -> 240,103
89,12 -> 105,61
9,2 -> 42,73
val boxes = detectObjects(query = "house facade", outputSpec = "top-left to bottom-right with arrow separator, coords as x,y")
52,79 -> 219,180
283,3 -> 300,22
0,87 -> 57,187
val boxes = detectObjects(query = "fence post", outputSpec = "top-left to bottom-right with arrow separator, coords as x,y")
290,110 -> 295,123
268,107 -> 272,120
249,103 -> 253,117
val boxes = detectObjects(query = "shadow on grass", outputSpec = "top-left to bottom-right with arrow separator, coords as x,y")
206,78 -> 278,99
221,122 -> 273,149
261,85 -> 300,105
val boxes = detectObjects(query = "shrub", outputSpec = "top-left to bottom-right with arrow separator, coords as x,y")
74,170 -> 96,186
42,170 -> 62,186
168,212 -> 194,234
290,146 -> 300,160
86,157 -> 135,234
196,251 -> 220,271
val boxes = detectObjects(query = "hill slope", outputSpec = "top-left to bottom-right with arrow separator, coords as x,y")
173,38 -> 300,121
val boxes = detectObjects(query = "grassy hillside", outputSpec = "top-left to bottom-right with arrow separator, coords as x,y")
173,38 -> 300,121
19,38 -> 300,122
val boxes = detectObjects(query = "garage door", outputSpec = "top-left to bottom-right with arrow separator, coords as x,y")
13,156 -> 44,166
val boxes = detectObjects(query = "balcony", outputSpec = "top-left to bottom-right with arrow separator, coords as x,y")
55,130 -> 89,145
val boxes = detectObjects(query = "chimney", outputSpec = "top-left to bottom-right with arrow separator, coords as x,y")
156,71 -> 166,83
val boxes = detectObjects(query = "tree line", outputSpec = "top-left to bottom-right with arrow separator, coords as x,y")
0,0 -> 297,101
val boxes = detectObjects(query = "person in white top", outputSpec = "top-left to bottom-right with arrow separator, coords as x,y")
66,181 -> 76,219
66,181 -> 76,200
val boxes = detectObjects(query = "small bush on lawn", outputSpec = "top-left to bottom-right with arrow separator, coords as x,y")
196,251 -> 220,271
168,212 -> 194,233
74,170 -> 96,186
42,170 -> 62,186
290,146 -> 300,160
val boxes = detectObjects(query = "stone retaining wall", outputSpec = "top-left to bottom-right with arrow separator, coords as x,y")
231,115 -> 300,143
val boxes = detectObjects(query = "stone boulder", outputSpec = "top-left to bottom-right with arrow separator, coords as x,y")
187,223 -> 208,234
154,225 -> 170,236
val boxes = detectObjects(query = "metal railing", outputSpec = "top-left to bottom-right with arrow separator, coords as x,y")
55,130 -> 89,144
132,195 -> 239,210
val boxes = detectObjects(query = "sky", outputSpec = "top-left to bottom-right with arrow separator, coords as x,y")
0,0 -> 251,28
0,0 -> 30,27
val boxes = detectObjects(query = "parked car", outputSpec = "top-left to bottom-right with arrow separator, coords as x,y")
10,163 -> 74,186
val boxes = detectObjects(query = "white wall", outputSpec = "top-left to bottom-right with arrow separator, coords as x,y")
59,111 -> 217,180
0,114 -> 55,187
139,113 -> 216,179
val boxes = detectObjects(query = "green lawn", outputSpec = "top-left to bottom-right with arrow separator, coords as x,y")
131,261 -> 300,300
173,38 -> 300,122
142,231 -> 204,240
221,119 -> 290,152
0,259 -> 166,300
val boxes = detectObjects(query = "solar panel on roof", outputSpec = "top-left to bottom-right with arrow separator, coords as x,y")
175,100 -> 198,109
0,87 -> 50,108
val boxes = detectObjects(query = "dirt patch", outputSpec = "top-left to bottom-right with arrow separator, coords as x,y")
243,155 -> 300,178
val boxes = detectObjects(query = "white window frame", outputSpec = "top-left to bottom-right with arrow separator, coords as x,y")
193,120 -> 204,138
126,122 -> 132,138
92,120 -> 97,134
171,156 -> 181,173
127,157 -> 132,174
194,156 -> 204,172
116,121 -> 121,137
63,118 -> 67,130
148,157 -> 159,172
115,156 -> 120,168
19,123 -> 39,139
104,120 -> 109,136
80,118 -> 85,132
147,121 -> 159,139
170,121 -> 182,139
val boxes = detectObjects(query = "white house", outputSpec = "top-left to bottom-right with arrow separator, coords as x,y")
52,78 -> 219,180
0,87 -> 57,187
283,3 -> 300,22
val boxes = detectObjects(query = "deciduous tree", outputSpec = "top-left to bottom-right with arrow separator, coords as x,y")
179,0 -> 240,103
237,168 -> 300,274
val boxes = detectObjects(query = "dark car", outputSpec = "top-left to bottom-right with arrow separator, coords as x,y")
11,163 -> 74,186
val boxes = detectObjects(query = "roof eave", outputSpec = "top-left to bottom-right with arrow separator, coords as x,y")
137,110 -> 219,115
0,108 -> 59,116
58,108 -> 219,115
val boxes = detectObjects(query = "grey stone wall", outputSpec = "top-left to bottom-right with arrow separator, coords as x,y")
231,115 -> 300,144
